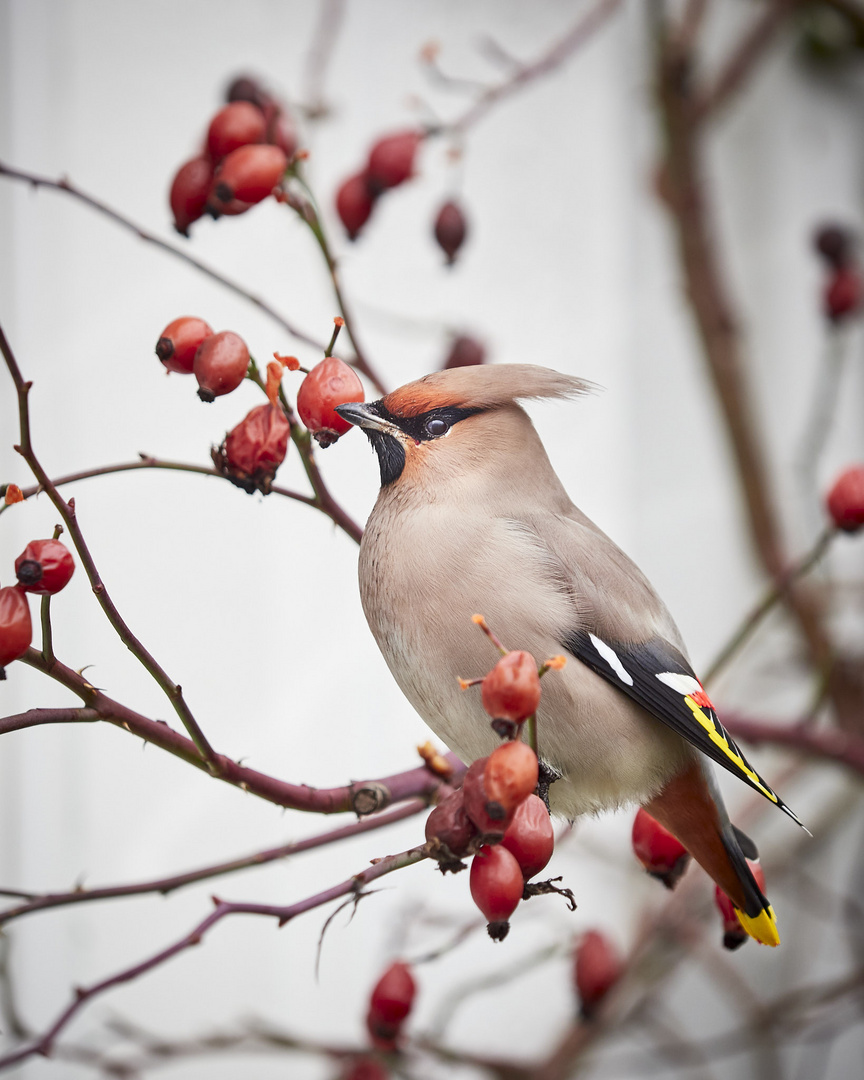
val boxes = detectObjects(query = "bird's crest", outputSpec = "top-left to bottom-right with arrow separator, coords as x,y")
381,364 -> 596,418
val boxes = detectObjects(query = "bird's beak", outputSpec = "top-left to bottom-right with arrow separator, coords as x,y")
334,401 -> 400,435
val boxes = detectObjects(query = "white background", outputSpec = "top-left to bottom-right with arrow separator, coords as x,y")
1,1 -> 863,1077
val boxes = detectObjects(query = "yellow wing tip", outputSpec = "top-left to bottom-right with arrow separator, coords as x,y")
735,904 -> 780,947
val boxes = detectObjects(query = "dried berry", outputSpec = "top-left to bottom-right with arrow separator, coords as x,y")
470,844 -> 524,940
213,403 -> 290,494
483,741 -> 538,817
206,101 -> 266,162
433,200 -> 467,265
193,330 -> 250,402
212,144 -> 288,206
169,157 -> 214,236
826,465 -> 864,532
15,539 -> 75,596
443,335 -> 486,369
425,788 -> 476,864
481,650 -> 541,723
814,224 -> 854,268
574,930 -> 622,1019
366,130 -> 423,192
226,74 -> 270,110
0,585 -> 32,679
715,862 -> 767,951
502,794 -> 554,880
296,356 -> 364,447
825,265 -> 862,322
462,757 -> 512,839
366,961 -> 416,1048
336,172 -> 376,240
631,807 -> 690,889
155,316 -> 213,375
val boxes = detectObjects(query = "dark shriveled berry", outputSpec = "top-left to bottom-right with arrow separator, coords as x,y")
444,334 -> 486,369
434,200 -> 468,265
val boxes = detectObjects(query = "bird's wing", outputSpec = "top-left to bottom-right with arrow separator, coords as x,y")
520,511 -> 805,829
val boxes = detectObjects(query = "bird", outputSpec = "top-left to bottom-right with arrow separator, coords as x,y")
335,363 -> 803,947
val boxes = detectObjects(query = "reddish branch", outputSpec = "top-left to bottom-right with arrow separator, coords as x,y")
0,161 -> 327,355
653,9 -> 864,731
14,650 -> 462,815
0,799 -> 426,928
447,0 -> 622,134
724,714 -> 864,777
0,843 -> 429,1070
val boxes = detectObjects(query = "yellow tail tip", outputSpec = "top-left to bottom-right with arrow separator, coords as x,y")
735,904 -> 780,947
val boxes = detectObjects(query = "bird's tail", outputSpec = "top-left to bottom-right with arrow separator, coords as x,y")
645,761 -> 780,947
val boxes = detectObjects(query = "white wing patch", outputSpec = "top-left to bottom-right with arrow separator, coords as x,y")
588,633 -> 634,686
656,671 -> 702,696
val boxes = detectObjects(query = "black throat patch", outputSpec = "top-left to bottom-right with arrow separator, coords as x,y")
362,402 -> 483,486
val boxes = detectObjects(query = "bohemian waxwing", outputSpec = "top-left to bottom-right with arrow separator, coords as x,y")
336,364 -> 803,947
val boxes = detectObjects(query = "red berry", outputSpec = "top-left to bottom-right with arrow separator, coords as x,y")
206,101 -> 266,162
342,1059 -> 389,1080
433,200 -> 467,265
212,144 -> 288,206
481,650 -> 541,723
573,930 -> 622,1019
261,101 -> 298,159
443,335 -> 485,369
814,224 -> 853,268
155,316 -> 213,375
169,157 -> 214,236
631,808 -> 690,889
715,862 -> 766,951
15,539 -> 75,596
367,130 -> 423,192
826,465 -> 864,532
825,266 -> 862,322
502,794 -> 554,880
336,172 -> 376,240
425,788 -> 476,863
207,195 -> 253,220
193,331 -> 250,402
0,585 -> 32,677
470,845 -> 524,940
296,357 -> 364,447
366,961 -> 416,1047
218,403 -> 290,493
462,757 -> 512,839
483,741 -> 538,817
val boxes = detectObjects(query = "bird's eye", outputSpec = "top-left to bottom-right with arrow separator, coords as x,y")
424,417 -> 450,438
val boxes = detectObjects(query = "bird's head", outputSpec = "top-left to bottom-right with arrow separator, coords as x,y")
335,364 -> 594,489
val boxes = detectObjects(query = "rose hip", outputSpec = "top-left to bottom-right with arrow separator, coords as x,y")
825,266 -> 862,322
462,757 -> 512,839
15,539 -> 75,596
826,465 -> 864,532
296,356 -> 364,447
0,585 -> 32,678
443,335 -> 485,369
170,157 -> 214,236
631,807 -> 690,889
367,130 -> 423,192
193,331 -> 250,402
481,650 -> 541,723
212,144 -> 287,206
434,200 -> 467,265
366,961 -> 416,1048
216,403 -> 290,494
155,316 -> 213,375
425,788 -> 476,864
502,794 -> 554,880
483,741 -> 538,817
574,930 -> 622,1019
470,845 -> 524,940
336,172 -> 376,240
206,101 -> 266,162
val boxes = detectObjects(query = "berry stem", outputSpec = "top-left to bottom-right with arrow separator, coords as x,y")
324,317 -> 344,358
471,614 -> 508,655
525,714 -> 539,759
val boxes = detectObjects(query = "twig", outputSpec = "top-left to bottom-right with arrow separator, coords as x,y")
0,161 -> 326,354
703,528 -> 835,684
299,0 -> 347,120
0,800 -> 425,929
694,0 -> 802,121
8,655 -> 465,814
447,0 -> 622,135
0,455 -> 362,544
0,845 -> 429,1069
0,322 -> 223,770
